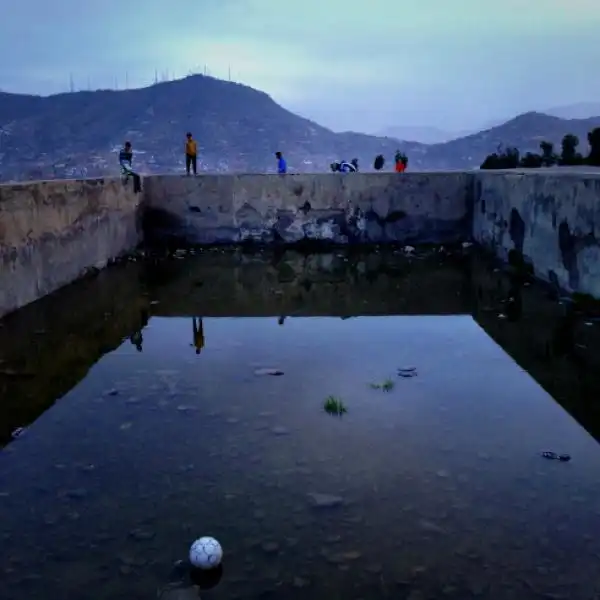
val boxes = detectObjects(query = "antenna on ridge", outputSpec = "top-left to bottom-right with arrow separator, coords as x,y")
69,73 -> 74,93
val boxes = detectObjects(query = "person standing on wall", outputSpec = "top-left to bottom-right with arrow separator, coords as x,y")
275,151 -> 287,174
185,132 -> 198,175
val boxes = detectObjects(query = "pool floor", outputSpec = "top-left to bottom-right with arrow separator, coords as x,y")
1,248 -> 600,599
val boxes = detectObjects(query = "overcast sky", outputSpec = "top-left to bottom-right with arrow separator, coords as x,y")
1,0 -> 599,133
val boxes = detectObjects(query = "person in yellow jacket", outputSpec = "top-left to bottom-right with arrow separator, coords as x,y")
185,132 -> 198,175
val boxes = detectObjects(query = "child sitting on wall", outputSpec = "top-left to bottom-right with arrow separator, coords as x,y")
119,141 -> 142,193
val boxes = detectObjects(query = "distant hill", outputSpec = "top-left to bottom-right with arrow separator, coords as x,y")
1,76 -> 600,180
544,102 -> 600,120
374,125 -> 469,145
419,111 -> 600,169
0,76 -> 424,181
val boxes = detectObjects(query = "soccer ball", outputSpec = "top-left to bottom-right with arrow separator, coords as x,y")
189,537 -> 223,570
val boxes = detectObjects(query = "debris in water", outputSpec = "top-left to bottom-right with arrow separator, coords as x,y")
11,427 -> 25,439
541,451 -> 571,462
254,368 -> 284,376
397,366 -> 418,378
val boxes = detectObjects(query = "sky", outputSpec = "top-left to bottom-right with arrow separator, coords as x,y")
1,0 -> 600,133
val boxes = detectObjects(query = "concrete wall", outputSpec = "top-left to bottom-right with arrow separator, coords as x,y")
142,172 -> 472,246
472,170 -> 600,297
2,169 -> 600,319
0,177 -> 141,318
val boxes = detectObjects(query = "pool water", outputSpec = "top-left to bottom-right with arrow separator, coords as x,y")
1,248 -> 600,600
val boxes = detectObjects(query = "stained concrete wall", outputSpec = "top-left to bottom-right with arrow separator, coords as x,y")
2,170 -> 600,319
142,173 -> 473,246
472,170 -> 600,298
0,177 -> 141,318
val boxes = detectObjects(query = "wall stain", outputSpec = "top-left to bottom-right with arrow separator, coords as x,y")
509,208 -> 525,254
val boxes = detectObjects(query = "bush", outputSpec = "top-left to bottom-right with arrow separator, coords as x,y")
374,154 -> 385,170
480,146 -> 520,169
586,128 -> 600,166
519,152 -> 543,168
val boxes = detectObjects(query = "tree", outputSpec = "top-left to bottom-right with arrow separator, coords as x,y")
519,152 -> 543,168
559,134 -> 582,166
374,154 -> 385,170
480,145 -> 520,169
586,127 -> 600,166
539,141 -> 557,167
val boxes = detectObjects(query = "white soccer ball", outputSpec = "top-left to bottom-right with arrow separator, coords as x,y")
189,536 -> 223,570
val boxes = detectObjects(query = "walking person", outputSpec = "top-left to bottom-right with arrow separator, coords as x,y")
185,132 -> 198,175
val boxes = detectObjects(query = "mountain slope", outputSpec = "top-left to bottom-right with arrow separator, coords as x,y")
0,76 -> 423,181
2,77 -> 600,180
375,125 -> 469,144
422,112 -> 600,169
544,102 -> 600,120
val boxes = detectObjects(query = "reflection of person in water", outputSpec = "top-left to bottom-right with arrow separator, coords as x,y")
551,303 -> 577,357
193,318 -> 205,354
130,330 -> 143,352
278,316 -> 285,326
129,308 -> 150,352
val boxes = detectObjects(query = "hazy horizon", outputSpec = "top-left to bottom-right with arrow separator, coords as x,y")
1,0 -> 599,134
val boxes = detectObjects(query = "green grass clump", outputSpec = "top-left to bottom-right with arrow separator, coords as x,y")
323,395 -> 347,416
370,378 -> 395,392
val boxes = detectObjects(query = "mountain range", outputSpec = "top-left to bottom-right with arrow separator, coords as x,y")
0,75 -> 599,181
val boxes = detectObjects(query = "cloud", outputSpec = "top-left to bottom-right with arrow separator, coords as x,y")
1,0 -> 600,129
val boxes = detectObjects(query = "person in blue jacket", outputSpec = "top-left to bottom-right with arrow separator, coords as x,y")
275,151 -> 287,174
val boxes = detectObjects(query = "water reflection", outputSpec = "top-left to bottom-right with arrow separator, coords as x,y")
192,317 -> 205,354
1,248 -> 600,600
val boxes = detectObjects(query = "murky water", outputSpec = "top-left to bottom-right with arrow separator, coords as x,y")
2,247 -> 600,600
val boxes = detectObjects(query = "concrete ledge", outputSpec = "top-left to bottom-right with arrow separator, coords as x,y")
143,172 -> 472,246
0,177 -> 141,317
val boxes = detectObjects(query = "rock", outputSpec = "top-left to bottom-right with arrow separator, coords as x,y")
342,551 -> 361,561
261,541 -> 279,555
254,368 -> 284,376
292,576 -> 310,588
271,426 -> 289,435
157,587 -> 200,600
104,389 -> 119,397
129,528 -> 155,541
419,519 -> 446,534
63,488 -> 88,500
365,564 -> 382,574
253,509 -> 266,520
307,493 -> 344,508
